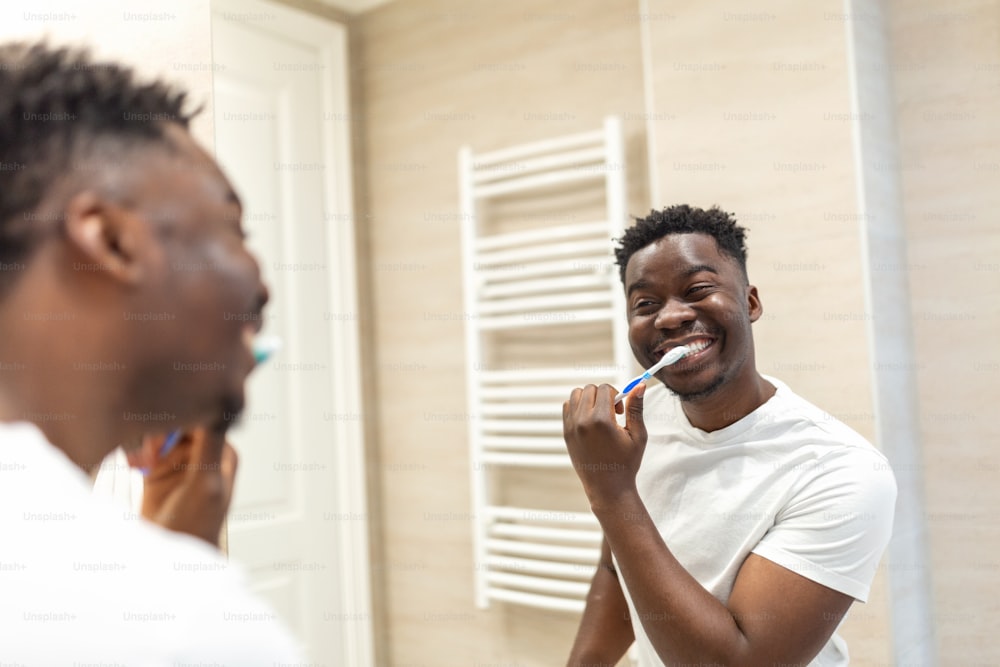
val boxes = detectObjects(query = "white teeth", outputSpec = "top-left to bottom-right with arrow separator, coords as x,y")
686,340 -> 710,353
658,339 -> 711,365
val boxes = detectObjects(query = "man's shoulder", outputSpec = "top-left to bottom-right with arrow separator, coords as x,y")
759,379 -> 896,504
766,377 -> 885,453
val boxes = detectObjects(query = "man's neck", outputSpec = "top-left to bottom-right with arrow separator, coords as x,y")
680,372 -> 776,432
0,382 -> 124,474
0,333 -> 123,474
0,263 -> 137,474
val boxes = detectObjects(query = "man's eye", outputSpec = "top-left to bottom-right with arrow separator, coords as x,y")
633,300 -> 657,312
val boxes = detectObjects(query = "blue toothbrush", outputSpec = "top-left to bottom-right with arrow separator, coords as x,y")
613,344 -> 694,404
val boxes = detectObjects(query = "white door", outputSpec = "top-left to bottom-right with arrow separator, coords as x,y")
211,2 -> 373,664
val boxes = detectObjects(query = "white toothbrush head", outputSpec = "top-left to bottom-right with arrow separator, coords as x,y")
252,335 -> 282,364
653,338 -> 717,371
650,344 -> 692,372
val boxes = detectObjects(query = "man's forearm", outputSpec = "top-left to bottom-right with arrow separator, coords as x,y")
567,541 -> 635,667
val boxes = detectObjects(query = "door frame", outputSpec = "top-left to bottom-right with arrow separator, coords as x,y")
211,0 -> 374,663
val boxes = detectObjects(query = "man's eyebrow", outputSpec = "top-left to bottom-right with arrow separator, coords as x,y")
626,279 -> 651,297
683,264 -> 720,277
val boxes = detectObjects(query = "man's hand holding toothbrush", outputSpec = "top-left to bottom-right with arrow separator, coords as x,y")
563,382 -> 648,511
126,427 -> 238,548
563,345 -> 692,507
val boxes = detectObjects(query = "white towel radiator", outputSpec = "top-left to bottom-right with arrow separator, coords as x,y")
459,117 -> 631,612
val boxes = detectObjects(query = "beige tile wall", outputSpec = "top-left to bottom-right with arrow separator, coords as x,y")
889,0 -> 1000,663
356,1 -> 648,665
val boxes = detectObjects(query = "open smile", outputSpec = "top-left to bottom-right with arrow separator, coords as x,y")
654,337 -> 717,366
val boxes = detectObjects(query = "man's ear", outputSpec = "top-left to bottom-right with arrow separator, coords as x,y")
747,284 -> 763,323
62,191 -> 144,285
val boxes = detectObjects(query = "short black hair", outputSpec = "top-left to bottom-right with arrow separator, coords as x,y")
0,42 -> 197,288
614,204 -> 749,284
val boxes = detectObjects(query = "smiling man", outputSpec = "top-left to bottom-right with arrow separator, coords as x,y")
563,205 -> 896,666
0,42 -> 300,663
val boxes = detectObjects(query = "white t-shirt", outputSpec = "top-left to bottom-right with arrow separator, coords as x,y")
618,377 -> 897,666
0,421 -> 304,665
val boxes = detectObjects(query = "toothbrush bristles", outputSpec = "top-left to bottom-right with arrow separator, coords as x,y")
657,344 -> 691,369
252,335 -> 282,363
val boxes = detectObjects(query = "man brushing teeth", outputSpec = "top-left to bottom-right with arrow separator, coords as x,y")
652,336 -> 714,373
563,205 -> 896,667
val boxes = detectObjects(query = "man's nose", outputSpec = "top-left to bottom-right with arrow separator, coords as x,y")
255,283 -> 270,314
653,298 -> 696,330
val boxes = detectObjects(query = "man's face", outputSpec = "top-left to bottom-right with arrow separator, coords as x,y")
623,232 -> 761,402
119,125 -> 268,430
